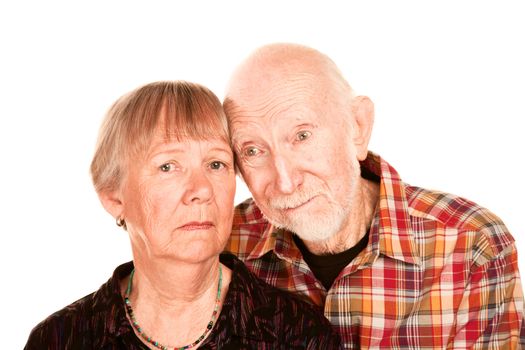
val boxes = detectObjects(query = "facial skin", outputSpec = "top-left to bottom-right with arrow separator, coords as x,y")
230,75 -> 360,242
225,44 -> 377,254
101,129 -> 236,265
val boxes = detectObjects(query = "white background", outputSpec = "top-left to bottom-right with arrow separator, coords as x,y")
1,1 -> 524,348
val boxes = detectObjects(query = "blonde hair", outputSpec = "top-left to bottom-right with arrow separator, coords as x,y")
90,81 -> 230,193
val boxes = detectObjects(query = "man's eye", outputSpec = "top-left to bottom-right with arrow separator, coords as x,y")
296,131 -> 311,141
210,161 -> 225,170
159,163 -> 173,172
244,147 -> 260,157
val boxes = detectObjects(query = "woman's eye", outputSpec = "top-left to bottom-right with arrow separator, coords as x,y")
296,131 -> 311,141
159,163 -> 173,172
244,147 -> 260,157
209,161 -> 225,170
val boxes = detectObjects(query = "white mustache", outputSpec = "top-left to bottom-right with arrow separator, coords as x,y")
269,189 -> 323,210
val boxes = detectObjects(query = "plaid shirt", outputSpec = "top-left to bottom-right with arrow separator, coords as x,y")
225,152 -> 525,349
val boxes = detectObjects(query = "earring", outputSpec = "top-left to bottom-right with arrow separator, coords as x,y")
116,216 -> 126,229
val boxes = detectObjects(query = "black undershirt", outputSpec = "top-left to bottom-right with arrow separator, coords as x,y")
293,230 -> 370,291
292,167 -> 378,290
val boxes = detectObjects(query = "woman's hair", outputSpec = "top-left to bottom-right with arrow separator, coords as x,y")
90,81 -> 230,193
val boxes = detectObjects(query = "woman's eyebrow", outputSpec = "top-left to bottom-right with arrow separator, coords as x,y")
148,146 -> 186,159
208,146 -> 233,154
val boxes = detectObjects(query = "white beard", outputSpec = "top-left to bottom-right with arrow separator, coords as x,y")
268,200 -> 347,242
261,157 -> 361,242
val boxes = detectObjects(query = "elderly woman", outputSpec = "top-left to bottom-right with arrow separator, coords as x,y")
25,81 -> 340,349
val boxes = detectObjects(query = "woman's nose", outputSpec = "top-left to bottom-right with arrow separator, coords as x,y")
182,169 -> 213,205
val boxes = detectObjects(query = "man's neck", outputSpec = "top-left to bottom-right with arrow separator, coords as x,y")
302,178 -> 380,255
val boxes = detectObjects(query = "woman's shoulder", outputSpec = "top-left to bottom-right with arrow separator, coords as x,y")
220,253 -> 341,348
24,262 -> 134,349
25,291 -> 99,349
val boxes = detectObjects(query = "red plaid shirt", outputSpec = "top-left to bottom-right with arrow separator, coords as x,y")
225,152 -> 525,349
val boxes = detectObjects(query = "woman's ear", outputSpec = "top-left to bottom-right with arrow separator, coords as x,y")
97,188 -> 124,220
350,95 -> 375,160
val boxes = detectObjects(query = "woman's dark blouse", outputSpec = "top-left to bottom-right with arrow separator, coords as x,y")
25,253 -> 341,349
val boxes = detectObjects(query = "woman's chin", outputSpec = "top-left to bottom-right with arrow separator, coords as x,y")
155,243 -> 223,265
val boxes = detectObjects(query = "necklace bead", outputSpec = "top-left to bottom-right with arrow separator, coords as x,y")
124,265 -> 223,350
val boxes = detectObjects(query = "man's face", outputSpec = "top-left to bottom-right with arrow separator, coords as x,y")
227,74 -> 362,241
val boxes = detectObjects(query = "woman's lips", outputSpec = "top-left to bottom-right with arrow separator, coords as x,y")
178,221 -> 214,230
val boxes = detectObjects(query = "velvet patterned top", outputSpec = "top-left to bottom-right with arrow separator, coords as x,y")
25,253 -> 341,349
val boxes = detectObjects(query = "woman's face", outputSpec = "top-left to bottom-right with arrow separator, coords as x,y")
117,132 -> 236,264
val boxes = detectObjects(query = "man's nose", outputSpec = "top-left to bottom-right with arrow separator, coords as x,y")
182,169 -> 213,205
273,154 -> 303,194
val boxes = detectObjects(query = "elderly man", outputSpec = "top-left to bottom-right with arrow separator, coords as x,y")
223,43 -> 525,349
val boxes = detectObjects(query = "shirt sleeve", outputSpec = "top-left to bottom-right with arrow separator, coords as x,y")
24,321 -> 58,350
449,242 -> 525,349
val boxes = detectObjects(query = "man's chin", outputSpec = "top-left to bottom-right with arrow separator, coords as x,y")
275,215 -> 343,242
261,204 -> 345,241
279,210 -> 345,242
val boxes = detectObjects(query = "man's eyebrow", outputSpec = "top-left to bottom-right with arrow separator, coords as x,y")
230,132 -> 252,144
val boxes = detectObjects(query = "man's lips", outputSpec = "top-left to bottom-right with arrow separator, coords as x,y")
178,221 -> 214,230
281,195 -> 318,212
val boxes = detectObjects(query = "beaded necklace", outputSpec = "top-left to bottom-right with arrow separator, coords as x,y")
124,265 -> 223,350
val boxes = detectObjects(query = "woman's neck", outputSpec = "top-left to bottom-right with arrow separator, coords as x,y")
121,255 -> 232,348
132,256 -> 220,303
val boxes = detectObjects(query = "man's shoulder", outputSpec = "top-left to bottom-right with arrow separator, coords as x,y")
405,185 -> 514,257
247,272 -> 335,332
226,252 -> 313,309
223,253 -> 338,344
226,198 -> 273,257
233,197 -> 267,225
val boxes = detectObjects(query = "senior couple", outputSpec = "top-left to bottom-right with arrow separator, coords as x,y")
26,44 -> 525,349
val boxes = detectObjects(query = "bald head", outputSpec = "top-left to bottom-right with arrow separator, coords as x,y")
224,43 -> 374,154
223,43 -> 375,247
225,43 -> 354,108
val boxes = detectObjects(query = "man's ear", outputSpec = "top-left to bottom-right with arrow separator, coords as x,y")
97,188 -> 124,220
351,96 -> 374,160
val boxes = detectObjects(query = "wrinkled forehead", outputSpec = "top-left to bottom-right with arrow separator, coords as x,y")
226,72 -> 345,136
226,72 -> 328,118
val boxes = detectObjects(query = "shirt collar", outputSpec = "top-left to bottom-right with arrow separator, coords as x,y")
244,151 -> 421,266
94,261 -> 135,347
241,208 -> 305,268
364,152 -> 421,265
